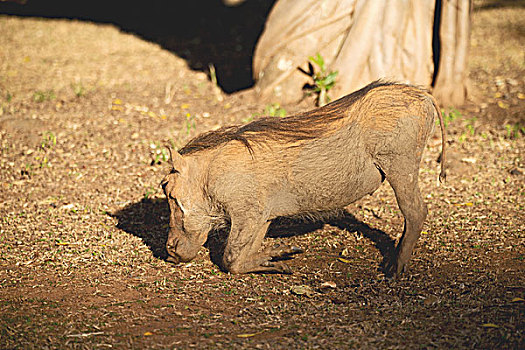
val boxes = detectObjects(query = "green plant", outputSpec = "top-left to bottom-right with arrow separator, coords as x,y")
23,131 -> 58,170
33,90 -> 56,103
41,131 -> 57,150
208,64 -> 223,102
504,123 -> 524,139
156,147 -> 170,164
242,115 -> 254,124
22,163 -> 33,177
459,117 -> 477,143
440,108 -> 461,128
150,141 -> 170,165
304,53 -> 338,107
466,117 -> 477,135
264,103 -> 287,117
184,113 -> 196,136
167,113 -> 197,152
35,155 -> 50,168
1,92 -> 15,116
71,82 -> 85,97
143,186 -> 156,199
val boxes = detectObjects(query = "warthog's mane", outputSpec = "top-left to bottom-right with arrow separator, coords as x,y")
179,80 -> 398,155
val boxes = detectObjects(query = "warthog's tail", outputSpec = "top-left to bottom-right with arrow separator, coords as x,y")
429,94 -> 446,183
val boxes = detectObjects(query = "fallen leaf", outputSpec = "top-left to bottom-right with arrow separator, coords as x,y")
143,331 -> 154,336
60,203 -> 76,210
423,295 -> 439,306
237,333 -> 258,338
461,157 -> 477,164
454,202 -> 473,207
113,98 -> 122,105
181,103 -> 189,109
517,92 -> 525,100
511,297 -> 524,303
482,323 -> 500,328
320,281 -> 337,289
39,197 -> 58,205
338,257 -> 352,263
497,101 -> 509,109
291,285 -> 315,297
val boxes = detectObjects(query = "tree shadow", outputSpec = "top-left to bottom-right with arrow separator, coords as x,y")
0,0 -> 276,93
111,198 -> 396,273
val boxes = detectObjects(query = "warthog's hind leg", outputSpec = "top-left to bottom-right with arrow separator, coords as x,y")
380,158 -> 428,277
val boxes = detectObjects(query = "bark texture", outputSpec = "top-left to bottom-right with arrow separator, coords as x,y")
432,0 -> 472,106
253,0 -> 471,106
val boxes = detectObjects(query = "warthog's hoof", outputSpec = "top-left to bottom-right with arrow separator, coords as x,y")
268,244 -> 304,260
382,258 -> 406,278
166,255 -> 180,264
262,260 -> 293,274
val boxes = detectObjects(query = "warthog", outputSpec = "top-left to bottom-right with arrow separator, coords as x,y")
161,80 -> 445,276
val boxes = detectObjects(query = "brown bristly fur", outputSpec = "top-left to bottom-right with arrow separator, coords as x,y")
179,80 -> 402,155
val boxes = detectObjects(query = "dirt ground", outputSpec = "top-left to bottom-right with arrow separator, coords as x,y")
0,1 -> 524,349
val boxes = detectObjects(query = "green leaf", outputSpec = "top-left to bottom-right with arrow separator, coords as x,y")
309,53 -> 325,71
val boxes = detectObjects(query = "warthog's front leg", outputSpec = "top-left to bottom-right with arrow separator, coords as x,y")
222,218 -> 302,274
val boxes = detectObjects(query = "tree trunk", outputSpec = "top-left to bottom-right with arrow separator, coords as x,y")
253,0 -> 471,107
432,0 -> 472,107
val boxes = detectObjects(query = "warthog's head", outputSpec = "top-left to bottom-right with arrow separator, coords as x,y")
161,150 -> 210,264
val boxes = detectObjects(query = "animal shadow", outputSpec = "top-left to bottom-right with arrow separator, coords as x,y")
328,213 -> 397,271
111,199 -> 396,274
206,213 -> 397,273
110,198 -> 171,260
268,213 -> 397,271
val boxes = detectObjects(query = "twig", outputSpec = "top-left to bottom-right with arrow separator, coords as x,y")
66,331 -> 105,338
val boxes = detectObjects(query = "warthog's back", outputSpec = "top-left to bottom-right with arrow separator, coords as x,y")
180,81 -> 442,170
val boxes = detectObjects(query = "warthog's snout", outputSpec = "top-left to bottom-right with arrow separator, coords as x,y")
165,240 -> 182,263
165,229 -> 200,263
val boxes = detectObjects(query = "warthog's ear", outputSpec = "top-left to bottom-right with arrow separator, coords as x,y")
166,147 -> 187,173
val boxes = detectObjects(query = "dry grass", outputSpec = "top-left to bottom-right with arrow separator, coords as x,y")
0,1 -> 524,348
